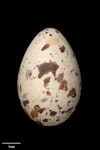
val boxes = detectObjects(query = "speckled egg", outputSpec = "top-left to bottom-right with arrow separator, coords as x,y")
17,28 -> 82,126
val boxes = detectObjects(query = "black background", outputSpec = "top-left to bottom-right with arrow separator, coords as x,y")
1,2 -> 98,149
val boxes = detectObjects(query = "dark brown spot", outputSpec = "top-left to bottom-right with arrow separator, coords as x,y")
59,80 -> 68,91
25,70 -> 32,79
34,105 -> 45,113
44,77 -> 51,87
61,60 -> 63,62
19,85 -> 22,93
71,68 -> 74,73
56,119 -> 59,121
45,112 -> 48,115
67,88 -> 76,98
56,73 -> 64,83
43,119 -> 48,122
66,107 -> 73,113
46,91 -> 51,96
61,111 -> 65,114
49,34 -> 52,36
68,100 -> 71,103
56,30 -> 59,33
45,32 -> 48,34
55,100 -> 58,102
36,121 -> 43,126
75,72 -> 79,76
34,105 -> 40,109
57,105 -> 62,110
67,101 -> 71,106
50,110 -> 57,116
23,100 -> 29,106
42,44 -> 49,51
39,108 -> 46,113
31,110 -> 38,118
59,45 -> 65,53
38,62 -> 59,78
22,93 -> 27,99
41,98 -> 48,102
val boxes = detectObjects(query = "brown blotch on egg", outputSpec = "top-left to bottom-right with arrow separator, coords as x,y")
31,109 -> 38,118
67,88 -> 76,98
42,44 -> 49,51
44,77 -> 51,87
59,80 -> 68,91
38,62 -> 59,78
50,110 -> 57,116
59,45 -> 65,53
43,119 -> 48,122
34,105 -> 45,113
23,100 -> 29,107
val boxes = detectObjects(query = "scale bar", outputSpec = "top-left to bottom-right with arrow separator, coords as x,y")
2,142 -> 21,144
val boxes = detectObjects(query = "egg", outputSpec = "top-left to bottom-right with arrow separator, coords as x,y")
17,28 -> 82,126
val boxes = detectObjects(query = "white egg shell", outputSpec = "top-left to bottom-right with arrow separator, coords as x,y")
17,28 -> 82,126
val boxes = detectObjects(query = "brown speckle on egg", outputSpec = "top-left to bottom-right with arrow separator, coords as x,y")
71,68 -> 74,73
55,100 -> 59,102
43,119 -> 48,122
42,44 -> 49,51
67,100 -> 71,106
36,121 -> 43,126
25,70 -> 32,79
22,93 -> 27,99
55,30 -> 59,33
61,111 -> 65,114
67,88 -> 76,98
39,108 -> 46,113
49,34 -> 52,36
38,62 -> 59,78
59,80 -> 68,91
46,91 -> 51,96
57,105 -> 62,110
56,119 -> 60,121
56,73 -> 64,83
59,45 -> 65,53
50,110 -> 57,116
75,72 -> 79,76
43,77 -> 51,87
23,100 -> 29,107
41,98 -> 48,102
66,107 -> 73,113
